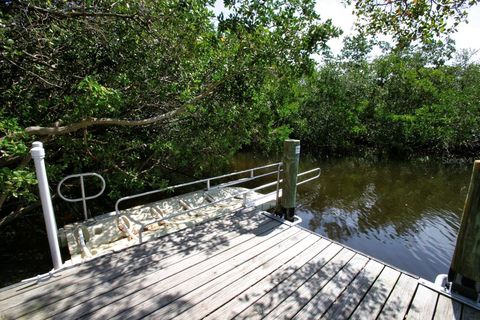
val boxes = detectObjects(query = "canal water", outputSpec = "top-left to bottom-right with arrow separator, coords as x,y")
231,153 -> 470,282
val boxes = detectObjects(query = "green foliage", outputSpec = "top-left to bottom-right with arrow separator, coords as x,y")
0,118 -> 29,159
348,0 -> 479,48
0,118 -> 37,205
293,41 -> 480,156
73,76 -> 123,119
0,0 -> 338,224
0,168 -> 37,201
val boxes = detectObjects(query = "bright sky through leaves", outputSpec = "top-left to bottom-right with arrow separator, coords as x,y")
214,0 -> 480,60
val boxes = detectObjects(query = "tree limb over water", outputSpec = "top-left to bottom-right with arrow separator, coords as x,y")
25,109 -> 184,136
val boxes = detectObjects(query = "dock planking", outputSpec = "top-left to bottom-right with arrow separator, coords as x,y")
377,273 -> 418,320
0,209 -> 270,303
0,209 -> 479,320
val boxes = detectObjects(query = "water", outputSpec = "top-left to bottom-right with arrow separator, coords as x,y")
231,153 -> 470,282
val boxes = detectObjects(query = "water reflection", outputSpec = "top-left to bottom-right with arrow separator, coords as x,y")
231,154 -> 469,281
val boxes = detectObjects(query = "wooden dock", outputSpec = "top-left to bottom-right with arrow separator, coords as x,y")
0,209 -> 479,319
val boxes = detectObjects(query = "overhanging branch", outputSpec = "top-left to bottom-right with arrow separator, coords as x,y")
25,107 -> 185,136
25,79 -> 219,136
27,4 -> 138,19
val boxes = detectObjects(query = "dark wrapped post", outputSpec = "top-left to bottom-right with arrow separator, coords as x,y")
448,160 -> 480,301
281,139 -> 300,222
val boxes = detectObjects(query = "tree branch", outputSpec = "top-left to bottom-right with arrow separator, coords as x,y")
25,106 -> 186,136
28,4 -> 137,19
0,202 -> 40,229
0,194 -> 58,229
3,55 -> 62,88
25,79 -> 220,136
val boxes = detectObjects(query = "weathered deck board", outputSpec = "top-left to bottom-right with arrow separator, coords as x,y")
265,248 -> 356,319
146,233 -> 320,319
377,273 -> 418,320
205,240 -> 340,319
183,238 -> 332,320
105,228 -> 309,320
0,210 -> 479,320
0,209 -> 270,304
349,266 -> 401,319
405,285 -> 439,320
47,221 -> 293,319
3,217 -> 282,318
321,260 -> 384,320
434,294 -> 461,320
293,253 -> 369,319
234,245 -> 346,320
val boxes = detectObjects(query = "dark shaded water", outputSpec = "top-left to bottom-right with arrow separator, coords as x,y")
231,153 -> 470,282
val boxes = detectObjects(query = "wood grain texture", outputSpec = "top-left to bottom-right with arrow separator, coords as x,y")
265,248 -> 355,319
205,240 -> 340,320
61,224 -> 296,320
405,285 -> 439,320
234,245 -> 349,320
0,210 -> 269,305
109,228 -> 306,320
377,273 -> 418,320
293,254 -> 369,320
321,259 -> 384,320
195,238 -> 332,320
350,266 -> 400,320
3,219 -> 284,319
150,233 -> 320,319
434,294 -> 461,320
450,160 -> 480,282
1,211 -> 478,320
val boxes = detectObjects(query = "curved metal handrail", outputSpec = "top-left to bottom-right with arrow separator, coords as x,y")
297,167 -> 322,186
137,174 -> 281,243
115,162 -> 283,217
136,166 -> 321,243
57,173 -> 106,221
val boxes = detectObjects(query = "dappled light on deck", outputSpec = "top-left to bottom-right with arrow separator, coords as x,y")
1,209 -> 477,319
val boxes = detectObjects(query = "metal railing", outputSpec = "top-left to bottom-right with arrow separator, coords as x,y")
129,165 -> 321,244
297,167 -> 322,186
114,162 -> 283,217
57,173 -> 106,221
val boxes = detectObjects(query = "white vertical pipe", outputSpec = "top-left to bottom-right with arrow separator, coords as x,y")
79,175 -> 88,220
32,141 -> 43,148
30,141 -> 62,269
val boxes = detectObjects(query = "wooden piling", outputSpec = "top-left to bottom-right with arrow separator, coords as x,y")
281,139 -> 300,222
449,160 -> 480,300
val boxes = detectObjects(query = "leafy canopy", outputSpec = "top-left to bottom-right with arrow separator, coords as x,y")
347,0 -> 479,48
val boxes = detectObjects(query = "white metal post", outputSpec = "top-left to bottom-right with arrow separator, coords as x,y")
79,175 -> 88,220
30,141 -> 62,269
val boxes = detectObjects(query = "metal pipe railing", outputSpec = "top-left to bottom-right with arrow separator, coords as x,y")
115,162 -> 282,217
57,173 -> 106,221
138,174 -> 281,243
136,165 -> 321,243
297,167 -> 322,186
